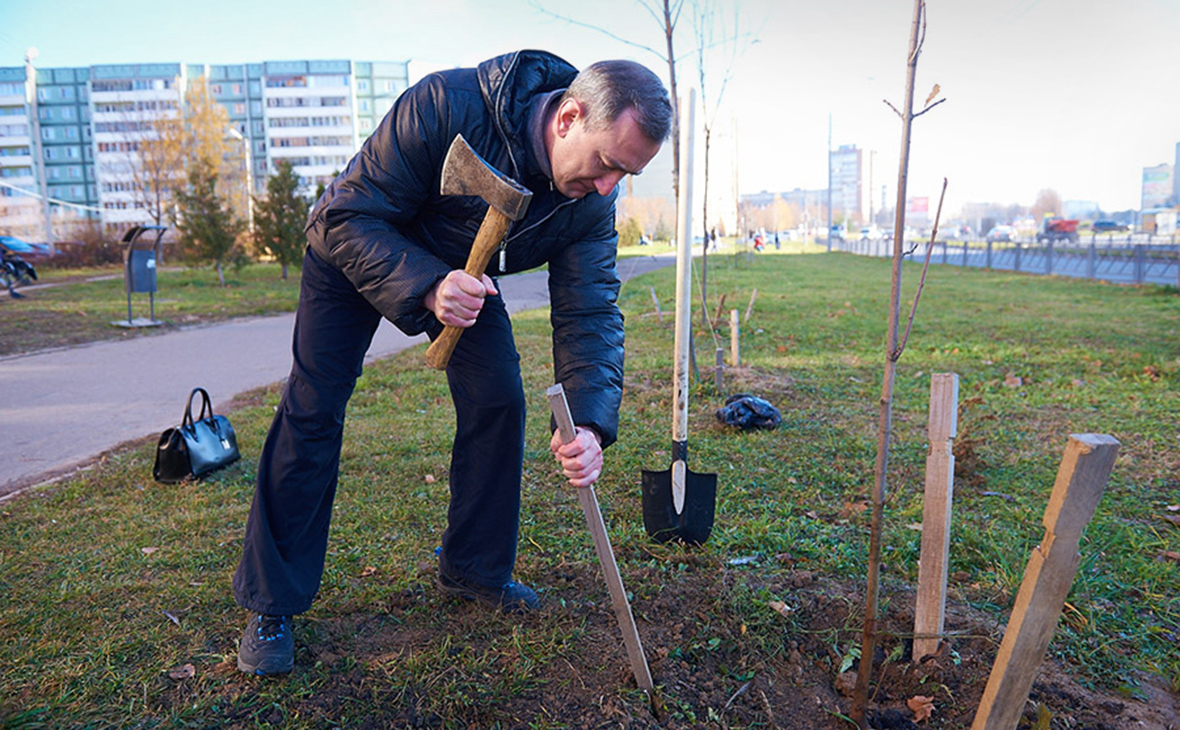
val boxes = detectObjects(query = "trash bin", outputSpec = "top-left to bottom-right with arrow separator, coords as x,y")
112,225 -> 168,328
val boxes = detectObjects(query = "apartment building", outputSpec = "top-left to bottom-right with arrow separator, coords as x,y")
0,66 -> 42,241
0,57 -> 410,241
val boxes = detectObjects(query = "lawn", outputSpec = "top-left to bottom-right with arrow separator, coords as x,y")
0,249 -> 1176,728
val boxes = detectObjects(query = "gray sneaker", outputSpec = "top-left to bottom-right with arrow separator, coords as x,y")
237,613 -> 294,676
437,571 -> 540,614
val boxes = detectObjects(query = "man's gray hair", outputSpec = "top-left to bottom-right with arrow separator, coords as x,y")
564,60 -> 672,143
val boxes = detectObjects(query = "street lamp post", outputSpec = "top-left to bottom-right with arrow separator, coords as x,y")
25,47 -> 54,253
226,126 -> 253,233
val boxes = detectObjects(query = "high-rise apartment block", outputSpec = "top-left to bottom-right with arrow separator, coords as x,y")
0,57 -> 409,242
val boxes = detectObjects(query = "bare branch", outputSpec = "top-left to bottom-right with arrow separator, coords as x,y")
913,97 -> 947,118
883,98 -> 904,119
528,0 -> 666,62
894,177 -> 947,361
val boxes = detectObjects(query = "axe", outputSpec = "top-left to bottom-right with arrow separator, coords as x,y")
424,134 -> 533,370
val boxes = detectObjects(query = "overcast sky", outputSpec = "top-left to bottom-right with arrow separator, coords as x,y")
3,0 -> 1178,214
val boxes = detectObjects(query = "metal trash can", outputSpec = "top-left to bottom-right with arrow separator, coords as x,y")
112,225 -> 168,328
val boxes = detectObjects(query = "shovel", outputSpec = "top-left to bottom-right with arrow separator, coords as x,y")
546,383 -> 654,694
640,87 -> 717,545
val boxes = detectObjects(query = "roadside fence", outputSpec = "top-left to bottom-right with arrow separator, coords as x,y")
831,235 -> 1180,287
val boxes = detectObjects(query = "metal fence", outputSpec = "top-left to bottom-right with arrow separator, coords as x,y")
832,236 -> 1180,287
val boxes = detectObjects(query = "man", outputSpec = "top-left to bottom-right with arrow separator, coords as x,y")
233,50 -> 671,676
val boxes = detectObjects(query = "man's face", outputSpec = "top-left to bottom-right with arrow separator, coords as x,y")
549,99 -> 663,200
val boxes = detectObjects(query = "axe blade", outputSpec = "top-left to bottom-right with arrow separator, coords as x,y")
440,134 -> 532,221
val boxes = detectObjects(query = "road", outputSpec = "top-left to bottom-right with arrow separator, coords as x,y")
0,253 -> 673,498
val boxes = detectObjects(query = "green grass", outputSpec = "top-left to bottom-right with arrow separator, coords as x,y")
0,263 -> 302,357
0,249 -> 1176,727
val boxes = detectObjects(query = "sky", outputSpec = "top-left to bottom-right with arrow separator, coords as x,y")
3,0 -> 1178,217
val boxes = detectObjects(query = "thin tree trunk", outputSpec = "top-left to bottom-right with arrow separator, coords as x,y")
850,1 -> 925,725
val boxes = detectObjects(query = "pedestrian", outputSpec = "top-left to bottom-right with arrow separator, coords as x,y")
232,50 -> 671,676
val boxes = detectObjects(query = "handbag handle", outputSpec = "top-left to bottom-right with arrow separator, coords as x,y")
182,387 -> 214,430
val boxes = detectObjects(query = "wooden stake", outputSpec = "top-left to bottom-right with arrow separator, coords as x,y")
913,373 -> 958,660
971,434 -> 1120,730
744,288 -> 758,324
547,383 -> 654,693
650,285 -> 663,323
729,309 -> 740,366
714,348 -> 724,389
713,293 -> 728,327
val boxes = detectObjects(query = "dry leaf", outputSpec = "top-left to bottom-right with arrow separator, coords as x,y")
1166,505 -> 1180,512
1161,514 -> 1180,528
141,546 -> 159,556
163,611 -> 180,626
1003,374 -> 1023,387
768,600 -> 793,617
424,474 -> 436,484
924,83 -> 941,105
1159,551 -> 1180,564
840,501 -> 869,519
906,523 -> 923,532
907,694 -> 935,722
167,663 -> 196,680
360,565 -> 378,577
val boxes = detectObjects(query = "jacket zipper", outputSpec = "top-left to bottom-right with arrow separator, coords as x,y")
499,197 -> 578,272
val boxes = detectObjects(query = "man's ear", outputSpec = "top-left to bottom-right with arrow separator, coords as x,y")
554,98 -> 583,138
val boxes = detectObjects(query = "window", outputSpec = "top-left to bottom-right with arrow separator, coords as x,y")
233,83 -> 242,95
211,84 -> 223,95
357,79 -> 370,93
233,103 -> 246,115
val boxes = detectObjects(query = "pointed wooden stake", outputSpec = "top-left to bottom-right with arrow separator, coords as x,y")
971,434 -> 1120,730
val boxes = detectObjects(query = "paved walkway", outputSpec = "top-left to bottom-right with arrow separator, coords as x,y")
0,254 -> 673,498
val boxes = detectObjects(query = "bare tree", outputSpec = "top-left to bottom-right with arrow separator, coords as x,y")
1031,187 -> 1062,220
850,0 -> 946,724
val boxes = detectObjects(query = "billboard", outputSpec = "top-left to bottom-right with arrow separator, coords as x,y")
1142,165 -> 1173,208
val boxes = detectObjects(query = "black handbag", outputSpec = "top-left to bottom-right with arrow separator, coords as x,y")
153,387 -> 240,483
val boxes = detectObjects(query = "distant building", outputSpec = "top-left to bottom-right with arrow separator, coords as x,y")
1063,200 -> 1101,219
1174,142 -> 1179,205
1141,162 -> 1173,210
830,144 -> 863,225
0,56 -> 409,240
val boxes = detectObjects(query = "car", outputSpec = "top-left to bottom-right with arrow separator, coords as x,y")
1091,220 -> 1129,234
985,225 -> 1016,243
0,235 -> 53,263
859,226 -> 883,242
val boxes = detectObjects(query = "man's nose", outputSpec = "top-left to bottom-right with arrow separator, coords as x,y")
594,171 -> 626,197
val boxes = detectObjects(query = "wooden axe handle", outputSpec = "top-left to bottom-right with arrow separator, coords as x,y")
546,384 -> 654,692
424,206 -> 511,370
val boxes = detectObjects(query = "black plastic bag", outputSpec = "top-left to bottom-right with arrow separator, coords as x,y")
715,393 -> 781,430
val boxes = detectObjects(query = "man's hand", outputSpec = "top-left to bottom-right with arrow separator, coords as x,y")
550,426 -> 603,489
424,270 -> 498,327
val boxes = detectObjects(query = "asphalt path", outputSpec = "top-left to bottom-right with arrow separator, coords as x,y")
0,253 -> 674,498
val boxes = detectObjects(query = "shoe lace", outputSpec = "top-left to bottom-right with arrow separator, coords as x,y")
256,614 -> 289,641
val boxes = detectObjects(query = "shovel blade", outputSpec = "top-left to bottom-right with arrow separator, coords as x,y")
641,466 -> 717,545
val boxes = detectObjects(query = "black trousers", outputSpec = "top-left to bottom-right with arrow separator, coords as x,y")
233,248 -> 526,616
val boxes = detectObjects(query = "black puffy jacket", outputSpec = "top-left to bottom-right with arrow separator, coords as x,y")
304,50 -> 625,446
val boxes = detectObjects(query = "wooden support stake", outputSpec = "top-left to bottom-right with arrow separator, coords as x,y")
971,434 -> 1120,730
744,288 -> 758,324
913,373 -> 959,661
650,285 -> 663,323
729,309 -> 740,366
714,348 -> 724,389
713,293 -> 728,327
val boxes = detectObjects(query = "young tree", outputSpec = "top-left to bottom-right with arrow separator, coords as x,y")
252,160 -> 307,280
174,159 -> 245,286
130,75 -> 239,230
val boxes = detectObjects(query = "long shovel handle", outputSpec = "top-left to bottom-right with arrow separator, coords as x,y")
424,206 -> 511,370
546,384 -> 654,692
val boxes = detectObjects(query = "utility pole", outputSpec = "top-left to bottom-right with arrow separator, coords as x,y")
26,47 -> 54,253
826,114 -> 832,252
